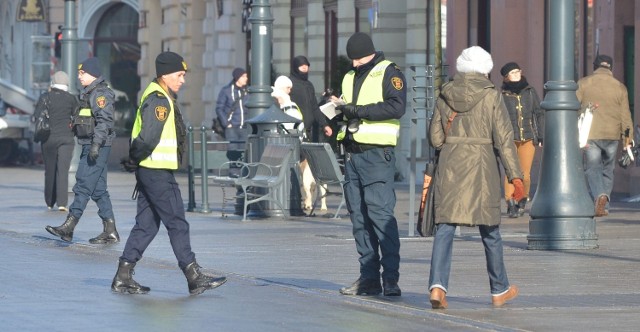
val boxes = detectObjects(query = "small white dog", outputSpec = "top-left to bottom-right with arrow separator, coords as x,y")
300,158 -> 327,211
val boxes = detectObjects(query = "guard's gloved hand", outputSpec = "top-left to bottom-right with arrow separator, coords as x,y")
336,104 -> 360,120
512,178 -> 526,203
120,157 -> 138,173
88,143 -> 100,162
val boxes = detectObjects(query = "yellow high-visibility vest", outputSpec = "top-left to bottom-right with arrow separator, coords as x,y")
131,82 -> 179,169
337,60 -> 400,146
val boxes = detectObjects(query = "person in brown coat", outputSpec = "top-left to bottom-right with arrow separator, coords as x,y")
427,46 -> 525,309
576,54 -> 633,217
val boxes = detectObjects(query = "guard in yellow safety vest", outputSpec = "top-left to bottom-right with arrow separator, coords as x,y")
335,32 -> 407,298
113,51 -> 227,296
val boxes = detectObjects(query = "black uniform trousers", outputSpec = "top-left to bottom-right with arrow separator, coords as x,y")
120,167 -> 196,270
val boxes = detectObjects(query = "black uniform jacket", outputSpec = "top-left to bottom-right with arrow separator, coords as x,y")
78,77 -> 116,146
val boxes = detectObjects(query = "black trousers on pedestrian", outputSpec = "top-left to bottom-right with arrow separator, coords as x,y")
41,138 -> 74,207
120,167 -> 196,270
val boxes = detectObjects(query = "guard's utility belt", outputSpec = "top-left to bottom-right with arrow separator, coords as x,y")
344,142 -> 390,153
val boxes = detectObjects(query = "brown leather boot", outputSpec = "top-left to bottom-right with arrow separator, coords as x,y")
492,285 -> 519,307
430,287 -> 448,309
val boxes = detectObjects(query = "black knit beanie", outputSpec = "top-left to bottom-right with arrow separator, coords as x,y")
500,62 -> 521,77
156,51 -> 187,77
232,68 -> 247,82
346,32 -> 376,60
78,57 -> 102,78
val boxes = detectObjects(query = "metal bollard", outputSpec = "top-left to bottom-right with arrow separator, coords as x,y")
199,126 -> 210,213
187,126 -> 196,212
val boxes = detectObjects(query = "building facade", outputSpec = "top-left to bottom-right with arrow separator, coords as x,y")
1,0 -> 638,192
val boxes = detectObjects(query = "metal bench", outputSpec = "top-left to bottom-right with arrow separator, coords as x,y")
300,142 -> 346,219
211,144 -> 293,221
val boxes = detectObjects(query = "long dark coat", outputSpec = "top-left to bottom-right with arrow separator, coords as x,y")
429,73 -> 523,226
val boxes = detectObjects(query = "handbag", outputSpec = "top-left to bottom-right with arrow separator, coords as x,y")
417,159 -> 437,237
33,95 -> 51,143
417,110 -> 458,237
578,102 -> 597,148
33,109 -> 50,143
212,117 -> 226,138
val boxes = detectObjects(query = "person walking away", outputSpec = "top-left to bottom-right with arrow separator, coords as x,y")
114,52 -> 227,295
290,55 -> 331,142
45,58 -> 119,244
215,67 -> 249,169
499,62 -> 544,218
576,54 -> 633,217
335,32 -> 405,297
35,71 -> 78,211
428,46 -> 524,309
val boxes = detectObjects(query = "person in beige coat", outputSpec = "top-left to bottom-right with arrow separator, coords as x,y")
427,46 -> 525,309
576,54 -> 633,217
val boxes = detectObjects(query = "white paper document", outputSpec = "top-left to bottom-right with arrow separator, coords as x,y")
319,99 -> 345,120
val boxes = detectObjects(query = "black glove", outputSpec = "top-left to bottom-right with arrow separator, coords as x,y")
88,143 -> 100,162
120,157 -> 138,173
336,104 -> 360,120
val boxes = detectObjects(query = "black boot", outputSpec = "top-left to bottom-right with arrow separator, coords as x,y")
339,277 -> 382,296
517,198 -> 528,217
45,214 -> 79,242
183,261 -> 227,295
507,199 -> 519,218
89,218 -> 120,244
111,259 -> 150,294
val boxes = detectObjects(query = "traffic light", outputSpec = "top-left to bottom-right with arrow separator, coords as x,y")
54,32 -> 62,58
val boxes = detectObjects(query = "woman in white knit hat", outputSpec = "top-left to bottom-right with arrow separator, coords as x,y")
427,46 -> 524,309
34,71 -> 79,211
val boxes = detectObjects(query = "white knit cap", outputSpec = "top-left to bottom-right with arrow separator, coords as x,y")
274,75 -> 292,90
456,46 -> 494,75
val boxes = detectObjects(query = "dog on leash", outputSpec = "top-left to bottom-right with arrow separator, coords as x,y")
300,159 -> 327,212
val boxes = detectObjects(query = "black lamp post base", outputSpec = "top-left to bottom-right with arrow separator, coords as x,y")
528,217 -> 598,250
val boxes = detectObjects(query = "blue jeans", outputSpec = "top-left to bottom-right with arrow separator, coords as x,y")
344,147 -> 400,281
69,144 -> 114,220
429,223 -> 510,295
584,139 -> 618,207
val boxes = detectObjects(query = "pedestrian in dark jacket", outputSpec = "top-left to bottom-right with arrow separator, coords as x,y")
34,71 -> 78,211
500,62 -> 544,217
428,46 -> 524,309
45,57 -> 120,245
215,68 -> 248,162
290,56 -> 330,142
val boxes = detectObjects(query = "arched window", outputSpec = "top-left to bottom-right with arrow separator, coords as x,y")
94,3 -> 140,133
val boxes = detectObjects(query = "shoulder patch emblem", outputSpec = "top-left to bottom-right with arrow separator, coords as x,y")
96,96 -> 107,108
391,77 -> 404,91
155,106 -> 168,121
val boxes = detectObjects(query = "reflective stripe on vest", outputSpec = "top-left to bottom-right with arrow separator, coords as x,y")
78,108 -> 92,116
131,82 -> 179,169
337,60 -> 400,146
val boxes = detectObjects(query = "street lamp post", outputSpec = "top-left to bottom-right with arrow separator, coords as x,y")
61,0 -> 78,94
63,0 -> 80,191
245,0 -> 274,120
527,0 -> 598,250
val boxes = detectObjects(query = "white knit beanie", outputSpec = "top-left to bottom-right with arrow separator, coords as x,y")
456,46 -> 494,75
